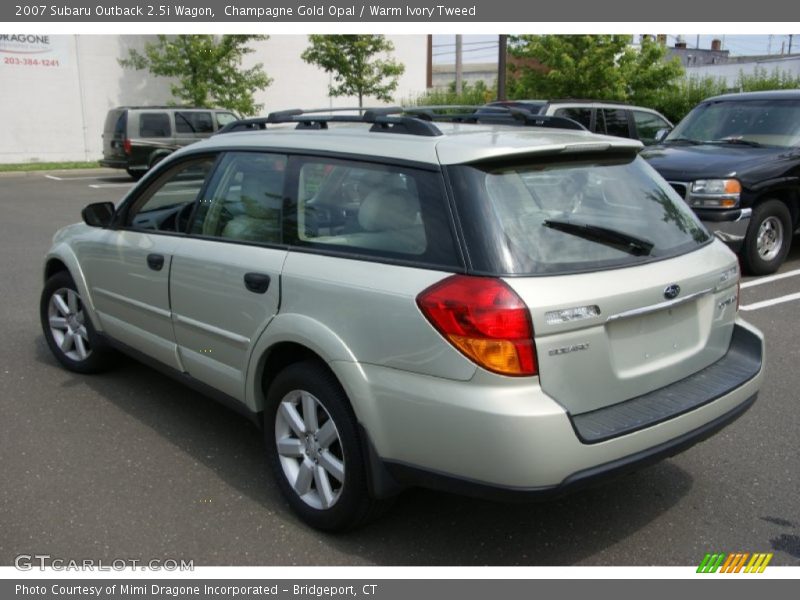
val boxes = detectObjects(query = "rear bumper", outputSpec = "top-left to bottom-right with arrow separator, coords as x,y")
380,393 -> 756,502
696,207 -> 752,252
98,158 -> 128,169
334,319 -> 764,499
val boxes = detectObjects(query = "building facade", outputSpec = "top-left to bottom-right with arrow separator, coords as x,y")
0,34 -> 427,164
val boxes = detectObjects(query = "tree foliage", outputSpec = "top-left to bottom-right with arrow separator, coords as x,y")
507,35 -> 683,105
119,35 -> 272,116
405,80 -> 496,107
301,35 -> 405,107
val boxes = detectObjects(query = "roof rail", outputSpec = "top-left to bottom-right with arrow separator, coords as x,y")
216,105 -> 587,136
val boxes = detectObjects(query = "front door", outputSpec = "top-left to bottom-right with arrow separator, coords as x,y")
78,156 -> 217,370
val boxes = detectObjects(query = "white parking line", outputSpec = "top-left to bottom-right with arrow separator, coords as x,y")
741,268 -> 800,289
740,291 -> 800,312
88,183 -> 134,189
44,174 -> 115,181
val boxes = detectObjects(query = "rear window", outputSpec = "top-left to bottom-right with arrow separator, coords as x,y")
104,110 -> 126,136
449,155 -> 710,276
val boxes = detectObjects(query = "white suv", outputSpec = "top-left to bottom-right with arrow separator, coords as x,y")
41,107 -> 763,530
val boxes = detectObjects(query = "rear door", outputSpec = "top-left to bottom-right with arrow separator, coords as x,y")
102,109 -> 126,161
169,151 -> 289,401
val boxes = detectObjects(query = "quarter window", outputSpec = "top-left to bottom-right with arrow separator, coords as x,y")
289,157 -> 459,266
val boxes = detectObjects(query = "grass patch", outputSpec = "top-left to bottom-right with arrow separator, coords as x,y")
0,161 -> 100,172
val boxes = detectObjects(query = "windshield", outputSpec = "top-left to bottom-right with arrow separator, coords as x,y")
449,155 -> 710,275
666,99 -> 800,148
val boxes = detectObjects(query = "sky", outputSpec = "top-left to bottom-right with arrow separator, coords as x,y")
431,34 -> 800,64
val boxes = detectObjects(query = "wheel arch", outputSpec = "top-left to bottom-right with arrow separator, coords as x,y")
750,185 -> 800,229
42,248 -> 101,331
245,313 -> 360,417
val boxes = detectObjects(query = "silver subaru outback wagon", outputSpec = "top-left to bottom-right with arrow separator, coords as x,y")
40,107 -> 764,531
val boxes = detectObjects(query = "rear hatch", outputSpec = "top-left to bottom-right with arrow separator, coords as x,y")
102,109 -> 127,161
448,150 -> 740,415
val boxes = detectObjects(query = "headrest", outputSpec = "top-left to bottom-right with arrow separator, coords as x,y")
358,188 -> 420,232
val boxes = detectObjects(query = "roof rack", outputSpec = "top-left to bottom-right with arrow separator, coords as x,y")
216,105 -> 587,137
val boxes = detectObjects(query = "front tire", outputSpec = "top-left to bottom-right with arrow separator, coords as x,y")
40,271 -> 116,374
265,361 -> 385,531
742,200 -> 792,275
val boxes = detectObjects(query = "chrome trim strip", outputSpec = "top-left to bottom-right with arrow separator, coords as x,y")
606,288 -> 714,322
93,287 -> 172,319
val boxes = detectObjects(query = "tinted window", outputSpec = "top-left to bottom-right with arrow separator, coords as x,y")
104,110 -> 126,135
449,155 -> 709,276
600,109 -> 631,138
288,157 -> 459,266
191,152 -> 287,244
553,107 -> 592,129
139,113 -> 171,138
175,111 -> 214,134
127,158 -> 215,232
632,110 -> 671,145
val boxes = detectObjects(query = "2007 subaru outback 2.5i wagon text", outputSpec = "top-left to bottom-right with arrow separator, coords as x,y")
41,107 -> 764,530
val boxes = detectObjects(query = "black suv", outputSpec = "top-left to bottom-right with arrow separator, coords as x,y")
100,106 -> 238,179
642,90 -> 800,275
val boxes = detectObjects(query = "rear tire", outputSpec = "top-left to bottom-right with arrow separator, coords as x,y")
742,200 -> 792,275
265,360 -> 388,531
40,271 -> 116,374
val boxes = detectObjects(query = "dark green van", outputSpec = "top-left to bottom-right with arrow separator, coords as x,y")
100,106 -> 238,179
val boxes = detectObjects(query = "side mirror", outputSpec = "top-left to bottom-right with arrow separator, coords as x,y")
82,202 -> 115,228
654,128 -> 672,143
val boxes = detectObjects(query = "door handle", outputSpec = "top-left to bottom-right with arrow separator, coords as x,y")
244,272 -> 271,294
147,253 -> 165,271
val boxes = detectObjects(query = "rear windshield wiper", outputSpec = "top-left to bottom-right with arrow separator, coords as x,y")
706,137 -> 764,148
543,219 -> 654,256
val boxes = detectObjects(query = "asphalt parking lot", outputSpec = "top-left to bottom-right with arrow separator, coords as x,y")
1,169 -> 798,567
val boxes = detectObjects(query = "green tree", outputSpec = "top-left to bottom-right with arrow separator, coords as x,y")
119,35 -> 271,116
508,35 -> 683,104
618,37 -> 684,107
301,35 -> 405,108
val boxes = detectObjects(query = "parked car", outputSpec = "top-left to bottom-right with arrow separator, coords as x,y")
642,90 -> 800,275
42,107 -> 763,531
482,99 -> 673,145
100,106 -> 238,179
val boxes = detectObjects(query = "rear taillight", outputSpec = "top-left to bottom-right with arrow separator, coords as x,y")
416,275 -> 537,376
122,138 -> 132,155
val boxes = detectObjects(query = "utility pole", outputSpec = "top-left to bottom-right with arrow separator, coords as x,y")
790,35 -> 794,55
455,34 -> 463,95
426,34 -> 432,89
497,34 -> 507,101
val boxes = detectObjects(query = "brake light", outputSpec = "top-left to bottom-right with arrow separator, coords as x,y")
416,275 -> 537,376
122,138 -> 132,155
